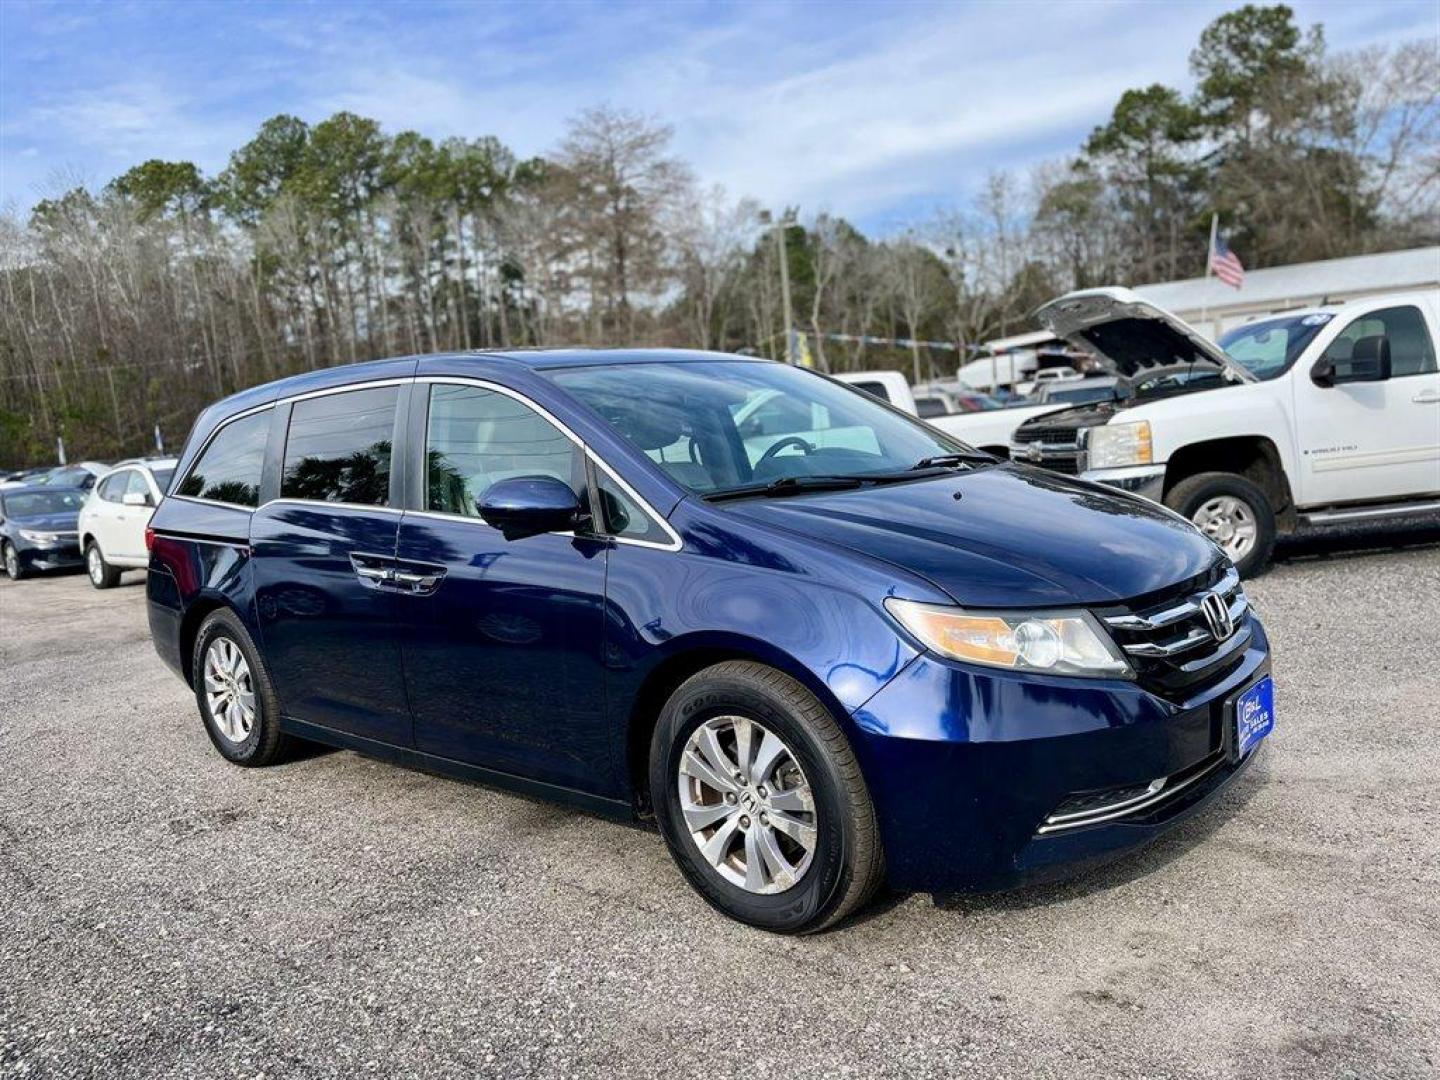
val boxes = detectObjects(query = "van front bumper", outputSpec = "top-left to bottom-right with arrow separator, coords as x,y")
1080,464 -> 1166,502
849,618 -> 1271,893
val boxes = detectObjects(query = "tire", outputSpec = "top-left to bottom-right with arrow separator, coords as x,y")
650,660 -> 884,933
191,608 -> 292,766
85,541 -> 121,589
1166,471 -> 1277,578
3,542 -> 27,580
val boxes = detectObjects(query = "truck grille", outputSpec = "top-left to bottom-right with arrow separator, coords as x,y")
1010,425 -> 1080,474
1098,565 -> 1251,695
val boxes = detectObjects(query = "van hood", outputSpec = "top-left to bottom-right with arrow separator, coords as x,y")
1034,287 -> 1255,384
721,464 -> 1223,608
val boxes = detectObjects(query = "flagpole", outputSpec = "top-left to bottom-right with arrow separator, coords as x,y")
1202,212 -> 1218,334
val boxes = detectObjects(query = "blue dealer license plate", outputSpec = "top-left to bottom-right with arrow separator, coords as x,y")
1234,676 -> 1275,758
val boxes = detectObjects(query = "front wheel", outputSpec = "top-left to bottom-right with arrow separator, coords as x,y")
1166,471 -> 1277,578
3,542 -> 26,580
650,661 -> 884,933
86,541 -> 121,589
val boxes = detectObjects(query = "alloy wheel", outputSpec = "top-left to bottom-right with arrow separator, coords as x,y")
676,715 -> 817,894
1192,495 -> 1257,561
203,638 -> 256,743
4,545 -> 17,579
87,546 -> 103,585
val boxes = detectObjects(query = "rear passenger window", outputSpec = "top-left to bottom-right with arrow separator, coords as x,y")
282,386 -> 398,506
178,410 -> 270,507
124,471 -> 153,502
98,473 -> 128,503
425,384 -> 582,518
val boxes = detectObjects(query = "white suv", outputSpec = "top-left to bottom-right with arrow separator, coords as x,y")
77,458 -> 178,588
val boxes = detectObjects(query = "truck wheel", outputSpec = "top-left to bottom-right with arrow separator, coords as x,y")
650,661 -> 885,934
1166,471 -> 1276,578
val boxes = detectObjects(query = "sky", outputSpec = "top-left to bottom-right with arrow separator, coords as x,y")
1,0 -> 1435,233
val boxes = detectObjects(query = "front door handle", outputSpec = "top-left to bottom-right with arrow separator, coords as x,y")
1413,390 -> 1440,404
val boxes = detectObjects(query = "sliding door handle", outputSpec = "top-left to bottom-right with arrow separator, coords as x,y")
1412,390 -> 1440,404
390,568 -> 445,594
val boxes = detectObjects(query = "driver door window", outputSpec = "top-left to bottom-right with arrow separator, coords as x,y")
425,384 -> 583,519
1323,306 -> 1437,379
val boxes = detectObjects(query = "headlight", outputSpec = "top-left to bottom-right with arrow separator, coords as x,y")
885,599 -> 1132,678
1085,421 -> 1153,470
18,529 -> 56,544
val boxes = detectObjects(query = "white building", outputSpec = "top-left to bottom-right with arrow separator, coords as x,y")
1134,245 -> 1440,339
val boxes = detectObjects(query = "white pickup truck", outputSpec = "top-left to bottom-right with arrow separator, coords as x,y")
833,371 -> 1067,455
1016,287 -> 1440,575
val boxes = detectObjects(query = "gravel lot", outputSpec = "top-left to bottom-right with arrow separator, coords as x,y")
2,521 -> 1438,1079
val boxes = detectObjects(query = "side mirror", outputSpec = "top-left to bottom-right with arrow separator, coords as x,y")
477,476 -> 580,540
1311,336 -> 1391,387
122,491 -> 151,507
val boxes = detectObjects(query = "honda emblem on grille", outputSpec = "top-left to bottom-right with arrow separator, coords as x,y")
1200,591 -> 1233,640
1025,443 -> 1044,463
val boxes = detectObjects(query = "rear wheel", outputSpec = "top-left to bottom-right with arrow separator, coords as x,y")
1166,471 -> 1277,578
85,541 -> 121,589
3,542 -> 26,580
192,608 -> 292,766
650,661 -> 884,933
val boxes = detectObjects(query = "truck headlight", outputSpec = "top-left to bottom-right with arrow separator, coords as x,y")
1085,421 -> 1153,470
885,599 -> 1132,678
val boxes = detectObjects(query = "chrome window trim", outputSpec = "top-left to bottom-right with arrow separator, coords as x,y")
168,493 -> 260,514
171,374 -> 683,551
416,375 -> 683,552
266,498 -> 406,516
150,530 -> 251,551
174,379 -> 409,514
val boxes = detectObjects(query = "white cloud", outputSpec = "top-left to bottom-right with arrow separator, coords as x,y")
2,0 -> 1433,223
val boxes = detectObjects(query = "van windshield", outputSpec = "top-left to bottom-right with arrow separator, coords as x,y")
551,361 -> 973,496
1219,313 -> 1332,381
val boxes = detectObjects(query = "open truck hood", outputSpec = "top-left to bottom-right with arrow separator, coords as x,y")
1033,287 -> 1256,385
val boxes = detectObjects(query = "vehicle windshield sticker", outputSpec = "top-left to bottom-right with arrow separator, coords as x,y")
1300,313 -> 1334,326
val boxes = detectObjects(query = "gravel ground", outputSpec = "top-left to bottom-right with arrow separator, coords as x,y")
2,521 -> 1438,1079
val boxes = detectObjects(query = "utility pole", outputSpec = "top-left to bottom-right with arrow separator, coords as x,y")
765,212 -> 795,364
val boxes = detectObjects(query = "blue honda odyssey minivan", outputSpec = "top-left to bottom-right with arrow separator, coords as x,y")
146,350 -> 1274,932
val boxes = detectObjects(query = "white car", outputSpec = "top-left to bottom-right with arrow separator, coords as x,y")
1013,366 -> 1081,397
76,458 -> 177,588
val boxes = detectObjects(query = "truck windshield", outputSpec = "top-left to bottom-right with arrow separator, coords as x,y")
551,361 -> 972,496
1219,314 -> 1331,381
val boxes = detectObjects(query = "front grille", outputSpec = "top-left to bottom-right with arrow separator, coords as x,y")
1099,565 -> 1251,695
1010,425 -> 1080,474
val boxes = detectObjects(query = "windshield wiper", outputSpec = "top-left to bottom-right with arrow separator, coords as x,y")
909,451 -> 998,470
705,475 -> 868,502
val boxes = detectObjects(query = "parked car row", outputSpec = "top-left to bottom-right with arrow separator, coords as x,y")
0,457 -> 176,584
832,288 -> 1439,577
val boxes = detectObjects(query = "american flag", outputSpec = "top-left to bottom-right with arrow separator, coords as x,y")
1209,233 -> 1245,288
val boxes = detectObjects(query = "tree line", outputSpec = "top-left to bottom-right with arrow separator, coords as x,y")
1,4 -> 1435,465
